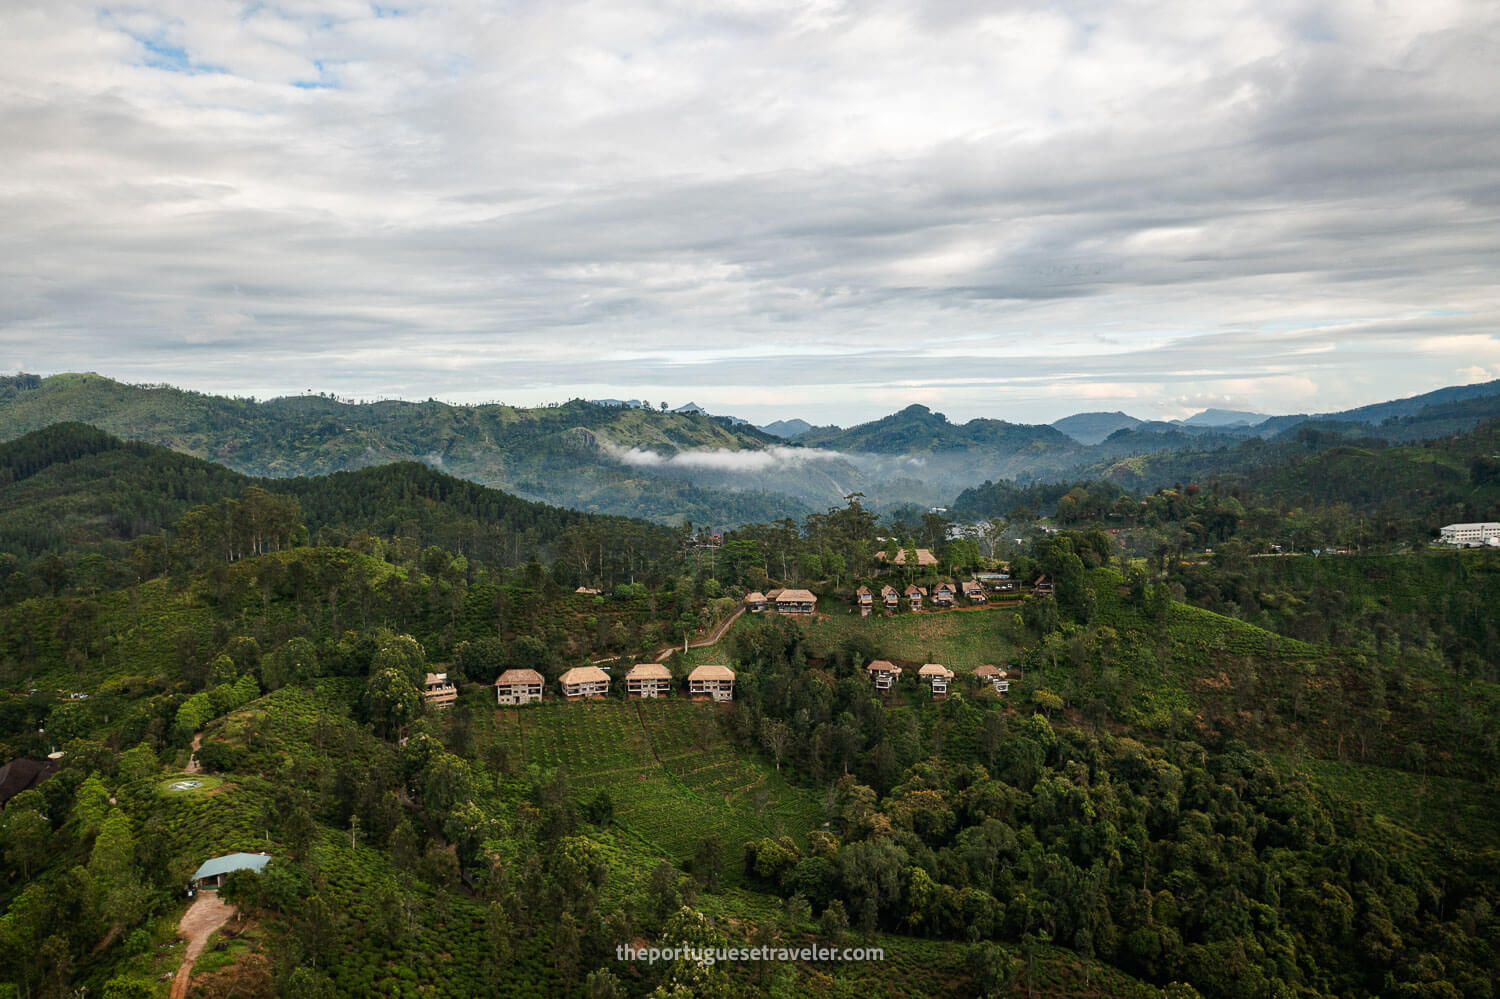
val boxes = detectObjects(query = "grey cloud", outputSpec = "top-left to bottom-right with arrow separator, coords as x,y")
1,0 -> 1498,424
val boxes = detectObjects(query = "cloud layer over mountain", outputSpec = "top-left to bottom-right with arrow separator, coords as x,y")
2,0 -> 1498,422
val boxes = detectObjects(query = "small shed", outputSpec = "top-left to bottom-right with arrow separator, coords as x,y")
191,852 -> 271,890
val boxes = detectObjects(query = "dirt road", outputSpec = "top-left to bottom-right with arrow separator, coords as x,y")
170,892 -> 234,999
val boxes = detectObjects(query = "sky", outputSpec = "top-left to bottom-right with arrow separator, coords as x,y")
2,0 -> 1498,426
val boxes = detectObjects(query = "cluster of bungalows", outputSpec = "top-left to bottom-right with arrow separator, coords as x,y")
745,589 -> 818,615
864,660 -> 956,699
864,659 -> 1016,700
856,569 -> 1022,615
495,664 -> 737,704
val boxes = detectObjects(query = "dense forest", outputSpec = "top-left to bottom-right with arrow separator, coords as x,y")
1,417 -> 1498,997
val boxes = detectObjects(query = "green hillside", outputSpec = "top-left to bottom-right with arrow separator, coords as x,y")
3,444 -> 1499,998
0,374 -> 807,526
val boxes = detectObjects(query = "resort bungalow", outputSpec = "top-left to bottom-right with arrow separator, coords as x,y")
775,588 -> 818,616
962,580 -> 987,604
745,591 -> 768,613
1032,574 -> 1055,597
931,582 -> 957,607
625,663 -> 673,699
423,672 -> 458,709
558,666 -> 611,700
494,669 -> 545,706
974,664 -> 1011,694
855,586 -> 874,617
866,660 -> 903,691
880,585 -> 900,611
190,852 -> 270,891
918,663 -> 955,698
687,664 -> 736,702
905,584 -> 926,611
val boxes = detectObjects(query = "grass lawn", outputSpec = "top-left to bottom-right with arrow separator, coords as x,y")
799,606 -> 1023,671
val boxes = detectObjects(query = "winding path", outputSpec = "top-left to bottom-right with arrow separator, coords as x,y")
591,605 -> 747,666
170,892 -> 235,999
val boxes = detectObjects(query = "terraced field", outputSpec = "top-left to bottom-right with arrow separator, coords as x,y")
502,699 -> 824,871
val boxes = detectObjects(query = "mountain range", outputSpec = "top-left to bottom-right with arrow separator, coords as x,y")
4,372 -> 1499,527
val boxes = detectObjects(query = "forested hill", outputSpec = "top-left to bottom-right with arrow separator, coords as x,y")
0,373 -> 803,526
796,403 -> 1076,455
0,422 -> 682,578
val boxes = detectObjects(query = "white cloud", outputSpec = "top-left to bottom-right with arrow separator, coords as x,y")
615,444 -> 847,473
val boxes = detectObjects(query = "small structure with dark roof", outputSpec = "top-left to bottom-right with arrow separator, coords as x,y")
625,663 -> 673,699
495,669 -> 545,706
687,664 -> 736,702
1032,574 -> 1054,596
962,580 -> 987,604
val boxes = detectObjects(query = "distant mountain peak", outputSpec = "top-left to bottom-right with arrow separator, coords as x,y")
1052,411 -> 1144,445
1179,408 -> 1271,427
757,418 -> 816,439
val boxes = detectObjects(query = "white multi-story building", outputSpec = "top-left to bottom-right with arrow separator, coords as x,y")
1438,523 -> 1500,547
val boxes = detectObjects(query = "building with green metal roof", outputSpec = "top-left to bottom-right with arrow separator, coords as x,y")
190,852 -> 271,889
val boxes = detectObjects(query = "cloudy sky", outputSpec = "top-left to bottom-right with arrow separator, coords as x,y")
2,0 -> 1498,425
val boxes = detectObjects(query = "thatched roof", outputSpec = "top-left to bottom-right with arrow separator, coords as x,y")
626,663 -> 672,681
558,666 -> 610,686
